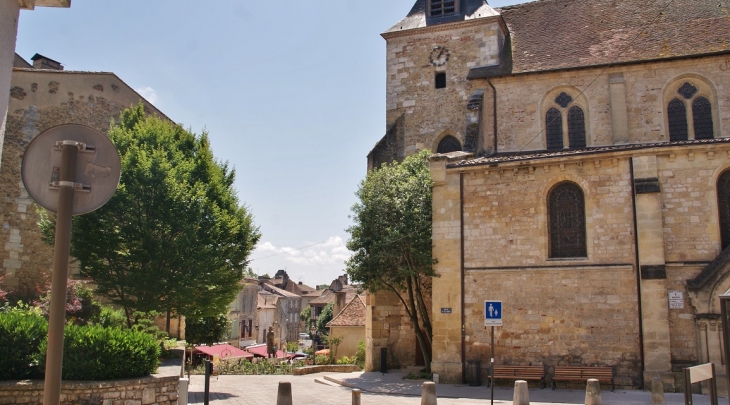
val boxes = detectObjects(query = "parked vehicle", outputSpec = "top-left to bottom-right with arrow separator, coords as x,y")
298,333 -> 313,349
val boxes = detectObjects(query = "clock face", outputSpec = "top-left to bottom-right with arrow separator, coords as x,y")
429,46 -> 450,67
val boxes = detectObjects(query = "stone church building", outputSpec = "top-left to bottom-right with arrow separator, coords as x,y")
366,0 -> 730,391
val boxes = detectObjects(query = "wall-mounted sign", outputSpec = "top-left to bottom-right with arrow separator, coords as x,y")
484,300 -> 503,326
669,291 -> 684,309
441,307 -> 452,314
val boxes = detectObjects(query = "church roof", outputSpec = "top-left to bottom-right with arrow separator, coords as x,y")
495,0 -> 730,75
445,137 -> 730,169
384,0 -> 498,34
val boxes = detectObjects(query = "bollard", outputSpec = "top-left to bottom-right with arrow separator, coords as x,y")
585,378 -> 602,405
277,381 -> 293,405
651,376 -> 665,405
178,377 -> 189,405
421,381 -> 437,405
513,380 -> 530,405
352,388 -> 361,405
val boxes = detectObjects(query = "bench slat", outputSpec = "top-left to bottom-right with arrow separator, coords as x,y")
552,366 -> 614,391
489,365 -> 546,388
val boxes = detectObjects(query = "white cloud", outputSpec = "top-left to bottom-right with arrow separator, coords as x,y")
135,86 -> 158,105
249,236 -> 352,286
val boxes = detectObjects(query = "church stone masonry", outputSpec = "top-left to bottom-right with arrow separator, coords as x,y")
366,0 -> 730,392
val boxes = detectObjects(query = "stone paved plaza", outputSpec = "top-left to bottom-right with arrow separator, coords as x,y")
185,371 -> 718,405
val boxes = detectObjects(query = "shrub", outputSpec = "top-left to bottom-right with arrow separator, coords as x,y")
336,356 -> 355,365
315,354 -> 330,365
38,324 -> 160,380
191,358 -> 302,375
355,340 -> 365,369
0,310 -> 47,380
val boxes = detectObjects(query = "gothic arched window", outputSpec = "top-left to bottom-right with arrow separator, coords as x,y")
546,108 -> 563,150
548,182 -> 587,258
667,80 -> 715,141
544,91 -> 588,150
568,106 -> 587,149
718,170 -> 730,250
437,135 -> 461,153
668,98 -> 688,141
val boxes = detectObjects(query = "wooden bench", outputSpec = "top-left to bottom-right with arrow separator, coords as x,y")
551,366 -> 614,391
488,365 -> 547,388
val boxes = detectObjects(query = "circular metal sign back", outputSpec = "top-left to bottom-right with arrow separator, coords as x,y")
21,124 -> 121,215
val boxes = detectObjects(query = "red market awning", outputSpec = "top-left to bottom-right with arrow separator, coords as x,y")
194,344 -> 253,360
245,344 -> 292,359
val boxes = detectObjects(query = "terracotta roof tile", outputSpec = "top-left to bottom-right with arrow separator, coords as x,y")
448,137 -> 730,168
327,296 -> 366,327
498,0 -> 730,74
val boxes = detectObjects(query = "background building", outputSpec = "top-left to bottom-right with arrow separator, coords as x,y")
0,54 -> 162,295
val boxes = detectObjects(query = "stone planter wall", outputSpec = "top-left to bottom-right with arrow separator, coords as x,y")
292,365 -> 361,375
0,375 -> 179,405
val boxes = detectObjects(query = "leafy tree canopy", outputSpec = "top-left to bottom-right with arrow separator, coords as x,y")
184,313 -> 229,346
41,105 -> 260,326
346,149 -> 436,370
315,302 -> 333,337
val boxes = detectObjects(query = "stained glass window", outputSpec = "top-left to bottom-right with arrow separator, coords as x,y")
546,108 -> 563,150
437,135 -> 461,153
568,106 -> 586,149
549,182 -> 587,258
718,170 -> 730,250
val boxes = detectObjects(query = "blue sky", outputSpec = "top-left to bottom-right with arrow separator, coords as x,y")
15,0 -> 522,287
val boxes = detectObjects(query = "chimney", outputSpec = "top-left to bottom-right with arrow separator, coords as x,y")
30,53 -> 63,70
334,291 -> 347,318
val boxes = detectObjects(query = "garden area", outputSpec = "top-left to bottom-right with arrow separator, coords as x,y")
0,280 -> 171,382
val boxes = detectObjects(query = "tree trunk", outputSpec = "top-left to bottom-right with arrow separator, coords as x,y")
413,274 -> 432,345
406,277 -> 432,371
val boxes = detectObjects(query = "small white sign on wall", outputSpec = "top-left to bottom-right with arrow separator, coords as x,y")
669,290 -> 684,309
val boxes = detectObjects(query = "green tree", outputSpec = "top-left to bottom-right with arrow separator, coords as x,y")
300,306 -> 311,334
346,149 -> 436,371
315,302 -> 333,337
41,105 -> 260,328
181,314 -> 229,346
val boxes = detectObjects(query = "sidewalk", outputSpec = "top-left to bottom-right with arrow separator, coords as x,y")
185,368 -> 721,405
325,370 -> 718,405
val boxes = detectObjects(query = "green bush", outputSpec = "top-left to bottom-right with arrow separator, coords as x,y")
0,310 -> 47,380
355,340 -> 365,369
39,324 -> 160,380
191,358 -> 302,375
336,356 -> 355,365
315,354 -> 330,365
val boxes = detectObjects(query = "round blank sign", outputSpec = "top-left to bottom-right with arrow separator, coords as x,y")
21,124 -> 121,215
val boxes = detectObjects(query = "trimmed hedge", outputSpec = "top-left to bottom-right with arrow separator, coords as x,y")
0,311 -> 47,380
0,312 -> 160,381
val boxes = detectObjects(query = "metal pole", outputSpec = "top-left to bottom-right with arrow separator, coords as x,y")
491,325 -> 494,405
204,359 -> 211,405
43,142 -> 78,405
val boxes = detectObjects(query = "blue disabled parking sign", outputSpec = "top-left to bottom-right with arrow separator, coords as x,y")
484,300 -> 503,326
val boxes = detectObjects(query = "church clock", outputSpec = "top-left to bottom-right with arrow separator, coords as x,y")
429,46 -> 450,66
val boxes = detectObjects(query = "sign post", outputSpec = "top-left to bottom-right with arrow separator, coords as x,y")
484,301 -> 503,405
21,124 -> 120,405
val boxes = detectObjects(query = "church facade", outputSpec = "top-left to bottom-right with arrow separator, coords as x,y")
367,0 -> 730,391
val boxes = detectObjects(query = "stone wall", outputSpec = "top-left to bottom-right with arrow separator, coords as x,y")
0,375 -> 178,405
365,290 -> 417,372
0,69 -> 162,290
471,56 -> 730,154
383,18 -> 504,155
